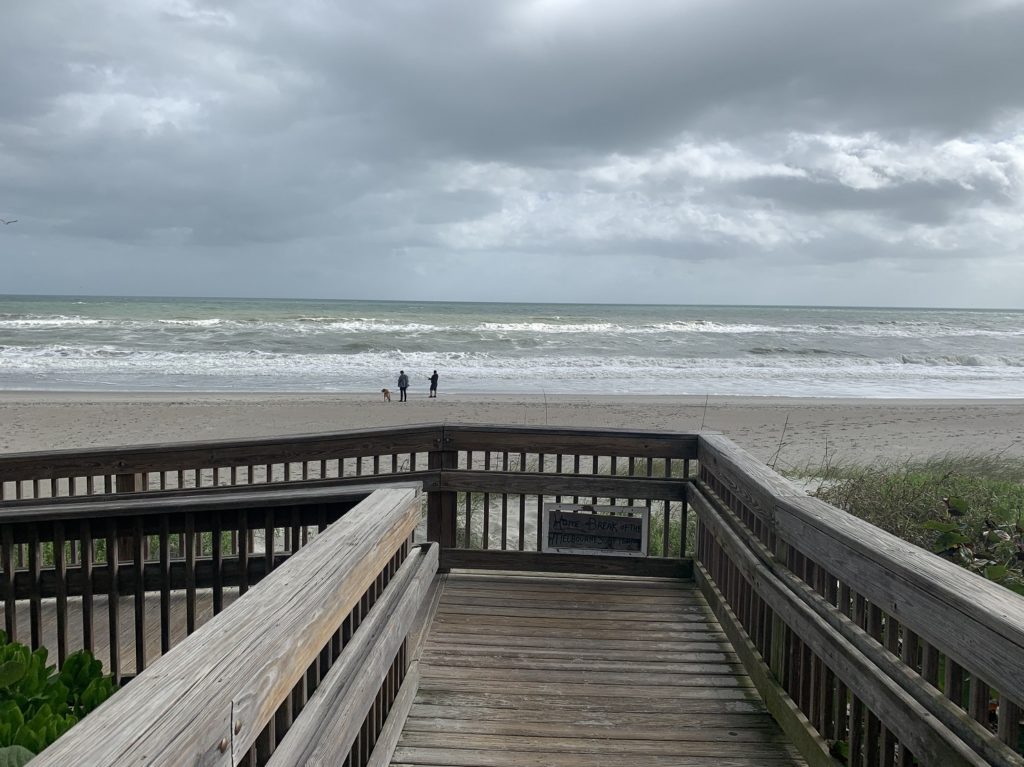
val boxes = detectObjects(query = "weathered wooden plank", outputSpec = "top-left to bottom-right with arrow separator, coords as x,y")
442,571 -> 689,592
421,646 -> 737,663
698,433 -> 803,522
365,662 -> 421,767
435,602 -> 710,620
700,483 -> 1022,767
266,544 -> 437,765
777,494 -> 1024,707
423,632 -> 730,652
431,612 -> 711,632
0,425 -> 442,483
0,481 -> 408,524
391,752 -> 797,767
395,572 -> 803,767
444,425 -> 698,459
424,621 -> 722,642
691,488 -> 988,767
441,549 -> 691,578
418,665 -> 751,687
441,470 -> 686,501
405,704 -> 779,728
398,731 -> 790,756
33,487 -> 422,767
419,655 -> 745,676
410,688 -> 769,715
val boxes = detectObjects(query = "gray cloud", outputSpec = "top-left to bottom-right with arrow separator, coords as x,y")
1,0 -> 1023,307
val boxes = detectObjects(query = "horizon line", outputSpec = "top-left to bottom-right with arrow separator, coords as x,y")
0,292 -> 1021,313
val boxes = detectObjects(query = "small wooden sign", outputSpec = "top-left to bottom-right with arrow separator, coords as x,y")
541,503 -> 649,557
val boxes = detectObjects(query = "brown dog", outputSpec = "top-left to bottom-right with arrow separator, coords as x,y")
381,388 -> 391,402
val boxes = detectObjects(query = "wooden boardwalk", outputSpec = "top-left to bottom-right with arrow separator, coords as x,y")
393,571 -> 805,767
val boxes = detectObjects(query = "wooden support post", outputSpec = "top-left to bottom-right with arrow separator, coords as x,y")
114,473 -> 143,559
427,433 -> 457,553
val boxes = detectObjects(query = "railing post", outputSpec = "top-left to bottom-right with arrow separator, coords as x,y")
426,431 -> 457,553
115,473 -> 143,559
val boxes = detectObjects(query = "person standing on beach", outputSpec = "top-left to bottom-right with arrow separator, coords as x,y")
428,370 -> 439,398
397,370 -> 409,402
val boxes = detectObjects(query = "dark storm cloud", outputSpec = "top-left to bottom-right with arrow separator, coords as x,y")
733,175 -> 1012,225
0,0 -> 1022,306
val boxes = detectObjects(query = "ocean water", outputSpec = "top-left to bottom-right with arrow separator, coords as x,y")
0,295 -> 1021,398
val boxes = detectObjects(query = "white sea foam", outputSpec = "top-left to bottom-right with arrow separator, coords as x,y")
1,298 -> 1021,397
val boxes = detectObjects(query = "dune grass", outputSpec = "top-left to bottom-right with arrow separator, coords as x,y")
789,454 -> 1024,595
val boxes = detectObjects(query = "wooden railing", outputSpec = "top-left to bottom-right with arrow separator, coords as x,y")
0,424 -> 696,573
694,433 -> 1024,766
33,486 -> 433,766
5,424 -> 1024,766
0,482 -> 409,683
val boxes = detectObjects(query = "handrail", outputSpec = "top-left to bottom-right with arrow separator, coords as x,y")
0,424 -> 698,575
0,423 -> 698,499
1,483 -> 404,682
695,433 -> 1024,765
32,486 -> 431,766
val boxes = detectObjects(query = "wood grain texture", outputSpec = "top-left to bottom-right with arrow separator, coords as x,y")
33,486 -> 422,767
690,488 -> 990,767
391,571 -> 805,767
441,549 -> 691,578
267,543 -> 437,765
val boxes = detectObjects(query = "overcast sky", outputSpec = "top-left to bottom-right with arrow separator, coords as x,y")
2,0 -> 1023,308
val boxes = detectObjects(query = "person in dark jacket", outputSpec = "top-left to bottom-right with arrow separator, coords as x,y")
428,370 -> 439,398
397,370 -> 409,402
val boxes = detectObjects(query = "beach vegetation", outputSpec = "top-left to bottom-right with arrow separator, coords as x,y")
0,633 -> 114,761
795,455 -> 1024,595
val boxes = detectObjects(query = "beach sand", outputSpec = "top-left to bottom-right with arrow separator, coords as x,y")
1,392 -> 1022,469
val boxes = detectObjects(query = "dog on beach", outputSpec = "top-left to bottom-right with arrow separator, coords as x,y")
381,388 -> 391,402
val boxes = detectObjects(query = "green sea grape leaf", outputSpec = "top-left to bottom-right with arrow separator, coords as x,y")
0,662 -> 26,688
945,496 -> 969,515
985,565 -> 1009,581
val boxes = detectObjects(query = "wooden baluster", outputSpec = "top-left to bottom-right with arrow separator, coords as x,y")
159,516 -> 171,655
29,529 -> 42,650
81,525 -> 94,654
501,453 -> 509,551
212,512 -> 224,614
54,522 -> 68,665
969,675 -> 990,726
264,508 -> 275,581
945,658 -> 965,710
998,696 -> 1022,753
133,517 -> 147,674
239,510 -> 250,596
289,509 -> 301,556
921,641 -> 939,688
572,454 -> 581,504
184,513 -> 196,635
482,453 -> 490,550
106,519 -> 121,685
2,527 -> 17,643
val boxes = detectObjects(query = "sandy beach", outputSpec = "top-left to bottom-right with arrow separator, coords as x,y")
1,392 -> 1021,469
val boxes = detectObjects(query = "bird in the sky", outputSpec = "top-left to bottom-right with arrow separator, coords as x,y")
0,219 -> 16,225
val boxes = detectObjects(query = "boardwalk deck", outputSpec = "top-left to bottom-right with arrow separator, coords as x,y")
393,571 -> 805,767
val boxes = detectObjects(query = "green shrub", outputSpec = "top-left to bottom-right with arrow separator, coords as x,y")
793,455 -> 1024,595
0,632 -> 115,760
